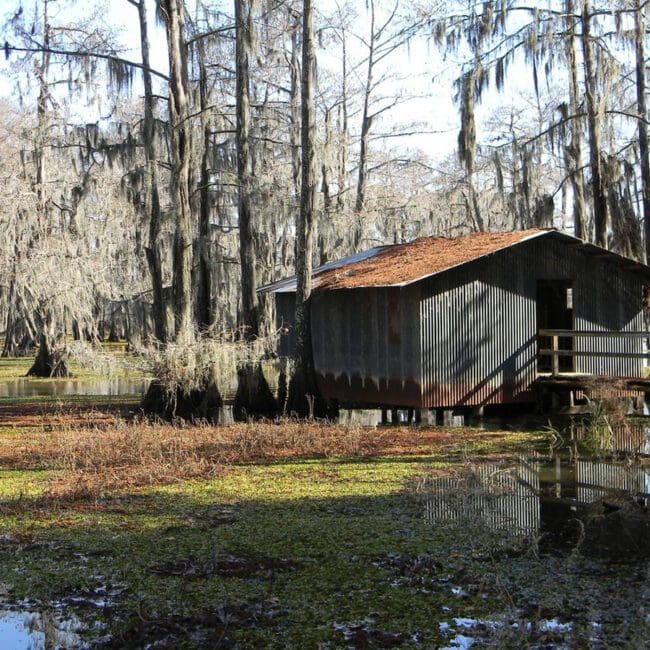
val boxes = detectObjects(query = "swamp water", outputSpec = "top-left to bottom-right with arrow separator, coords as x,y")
420,421 -> 650,555
421,455 -> 650,551
0,609 -> 84,649
418,423 -> 650,648
0,378 -> 151,399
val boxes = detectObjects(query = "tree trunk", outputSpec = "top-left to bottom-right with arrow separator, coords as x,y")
2,236 -> 19,357
289,17 -> 302,205
353,0 -> 375,251
137,0 -> 167,344
458,69 -> 484,232
233,361 -> 278,421
337,28 -> 348,213
236,0 -> 258,338
162,0 -> 194,343
634,0 -> 650,263
287,0 -> 331,418
564,0 -> 587,240
27,307 -> 70,379
581,0 -> 608,247
34,0 -> 51,236
195,29 -> 213,332
319,107 -> 334,264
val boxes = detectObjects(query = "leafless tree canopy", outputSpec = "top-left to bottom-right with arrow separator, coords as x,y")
1,0 -> 649,371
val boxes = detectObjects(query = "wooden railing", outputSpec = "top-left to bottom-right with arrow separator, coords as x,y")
538,329 -> 650,376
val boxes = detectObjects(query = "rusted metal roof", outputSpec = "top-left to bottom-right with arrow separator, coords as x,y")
258,229 -> 650,294
257,246 -> 387,294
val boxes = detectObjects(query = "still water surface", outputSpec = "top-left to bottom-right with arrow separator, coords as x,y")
421,416 -> 650,560
0,378 -> 151,399
0,609 -> 83,649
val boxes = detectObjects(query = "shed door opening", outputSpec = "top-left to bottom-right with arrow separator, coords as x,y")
537,280 -> 574,372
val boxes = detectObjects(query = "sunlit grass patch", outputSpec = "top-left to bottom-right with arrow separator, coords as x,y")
0,342 -> 147,382
0,469 -> 51,500
0,415 -> 645,648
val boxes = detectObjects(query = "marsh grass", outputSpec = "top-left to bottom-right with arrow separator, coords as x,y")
576,398 -> 622,457
1,419 -> 388,503
0,418 -> 539,508
546,397 -> 640,459
1,414 -> 647,648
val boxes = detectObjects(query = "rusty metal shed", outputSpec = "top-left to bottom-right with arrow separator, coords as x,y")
257,229 -> 650,409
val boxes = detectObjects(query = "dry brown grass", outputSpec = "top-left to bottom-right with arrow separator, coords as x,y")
0,418 -> 486,508
0,420 -> 376,503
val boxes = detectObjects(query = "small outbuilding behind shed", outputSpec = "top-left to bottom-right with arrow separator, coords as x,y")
258,229 -> 650,410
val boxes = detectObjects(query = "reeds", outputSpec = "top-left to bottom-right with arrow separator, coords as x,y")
3,418 -> 383,501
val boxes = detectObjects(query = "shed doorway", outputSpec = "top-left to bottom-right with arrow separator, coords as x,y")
537,280 -> 575,373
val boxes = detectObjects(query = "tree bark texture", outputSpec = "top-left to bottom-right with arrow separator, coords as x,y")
195,29 -> 213,332
562,0 -> 587,240
580,0 -> 608,248
353,0 -> 375,250
634,0 -> 650,263
287,0 -> 329,418
27,306 -> 70,377
161,0 -> 194,344
289,19 -> 301,203
137,0 -> 167,344
34,0 -> 51,234
236,0 -> 259,338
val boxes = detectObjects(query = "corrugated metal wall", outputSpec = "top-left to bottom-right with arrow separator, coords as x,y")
310,286 -> 422,406
278,235 -> 645,409
572,262 -> 645,377
419,236 -> 645,408
420,249 -> 536,407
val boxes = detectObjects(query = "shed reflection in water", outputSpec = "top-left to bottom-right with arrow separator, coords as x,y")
420,455 -> 650,546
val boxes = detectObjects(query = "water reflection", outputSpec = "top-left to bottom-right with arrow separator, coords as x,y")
420,455 -> 650,549
422,461 -> 541,537
0,378 -> 151,399
0,609 -> 83,649
569,421 -> 650,456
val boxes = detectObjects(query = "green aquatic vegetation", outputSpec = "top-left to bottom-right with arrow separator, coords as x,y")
0,416 -> 646,648
0,345 -> 147,383
0,453 -> 645,647
0,469 -> 51,500
0,394 -> 143,407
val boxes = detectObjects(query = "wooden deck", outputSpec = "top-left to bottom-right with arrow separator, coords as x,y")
534,374 -> 650,393
535,329 -> 650,406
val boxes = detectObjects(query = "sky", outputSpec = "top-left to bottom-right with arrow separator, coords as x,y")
0,0 -> 543,162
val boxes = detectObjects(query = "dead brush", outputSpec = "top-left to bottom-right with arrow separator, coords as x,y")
26,419 -> 226,497
4,419 -> 423,507
11,419 -> 378,501
227,419 -> 369,460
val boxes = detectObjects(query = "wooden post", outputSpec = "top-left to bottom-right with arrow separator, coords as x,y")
552,335 -> 560,376
391,408 -> 399,424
